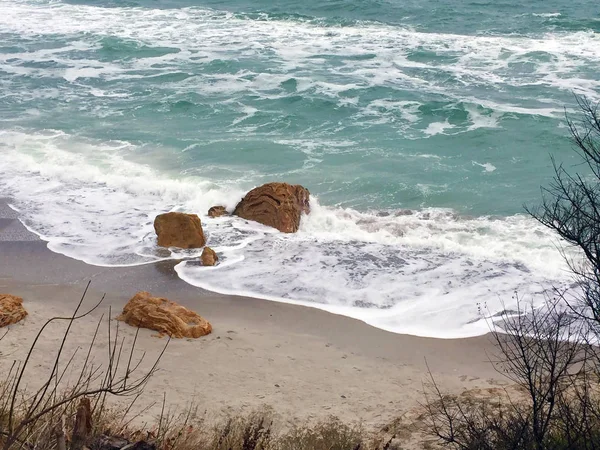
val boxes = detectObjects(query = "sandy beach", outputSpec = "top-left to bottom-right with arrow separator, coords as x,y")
1,0 -> 596,446
0,198 -> 505,445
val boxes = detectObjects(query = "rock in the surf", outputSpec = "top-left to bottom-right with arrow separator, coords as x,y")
118,291 -> 212,338
0,294 -> 27,328
233,182 -> 310,233
208,205 -> 228,218
154,212 -> 206,249
201,246 -> 218,266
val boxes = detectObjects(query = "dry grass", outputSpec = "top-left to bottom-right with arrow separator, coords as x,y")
126,411 -> 378,450
0,396 -> 392,450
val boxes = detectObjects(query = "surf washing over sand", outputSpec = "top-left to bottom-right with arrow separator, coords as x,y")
0,0 -> 597,337
0,130 -> 575,338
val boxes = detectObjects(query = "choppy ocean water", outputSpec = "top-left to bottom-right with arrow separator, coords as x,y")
0,0 -> 598,337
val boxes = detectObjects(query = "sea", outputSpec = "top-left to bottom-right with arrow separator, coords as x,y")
0,0 -> 598,338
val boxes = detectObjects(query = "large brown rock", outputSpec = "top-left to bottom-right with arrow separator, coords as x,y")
117,292 -> 212,338
208,205 -> 227,218
233,182 -> 310,233
154,212 -> 205,249
201,246 -> 218,266
0,294 -> 27,328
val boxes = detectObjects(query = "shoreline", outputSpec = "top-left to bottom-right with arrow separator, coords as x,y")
0,198 -> 504,443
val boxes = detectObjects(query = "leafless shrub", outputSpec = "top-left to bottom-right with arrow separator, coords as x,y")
0,282 -> 167,449
424,97 -> 600,450
526,96 -> 600,331
424,295 -> 598,449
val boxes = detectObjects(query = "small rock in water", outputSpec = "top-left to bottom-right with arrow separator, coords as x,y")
154,212 -> 205,249
201,246 -> 218,266
208,205 -> 228,218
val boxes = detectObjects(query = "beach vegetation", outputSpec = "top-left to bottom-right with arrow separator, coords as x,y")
0,283 -> 167,450
423,97 -> 600,449
0,283 -> 378,449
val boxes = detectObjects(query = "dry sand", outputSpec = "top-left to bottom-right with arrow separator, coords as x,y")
0,198 -> 508,445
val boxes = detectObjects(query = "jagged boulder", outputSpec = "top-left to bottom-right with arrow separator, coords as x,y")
154,212 -> 205,249
201,246 -> 218,266
117,292 -> 212,338
233,182 -> 310,233
0,294 -> 27,327
208,205 -> 228,218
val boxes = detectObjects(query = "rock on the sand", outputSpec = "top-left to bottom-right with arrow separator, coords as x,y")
154,212 -> 205,249
117,291 -> 212,338
0,294 -> 27,327
233,182 -> 310,233
201,246 -> 218,266
208,205 -> 228,218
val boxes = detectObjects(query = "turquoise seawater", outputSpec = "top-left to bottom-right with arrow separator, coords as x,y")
0,0 -> 598,337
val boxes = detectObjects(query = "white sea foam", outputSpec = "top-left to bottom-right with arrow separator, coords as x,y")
176,201 -> 574,337
532,13 -> 562,18
424,120 -> 455,136
0,129 -> 577,338
472,161 -> 497,172
0,0 -> 598,125
0,129 -> 245,265
231,104 -> 259,126
466,104 -> 503,130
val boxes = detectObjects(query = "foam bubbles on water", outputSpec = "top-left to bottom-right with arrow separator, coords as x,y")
472,161 -> 497,172
424,120 -> 455,136
532,13 -> 562,18
466,104 -> 503,130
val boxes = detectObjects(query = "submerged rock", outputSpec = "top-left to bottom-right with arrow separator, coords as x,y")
154,212 -> 205,249
201,246 -> 218,266
118,291 -> 212,338
233,182 -> 310,233
208,205 -> 228,218
0,294 -> 27,328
